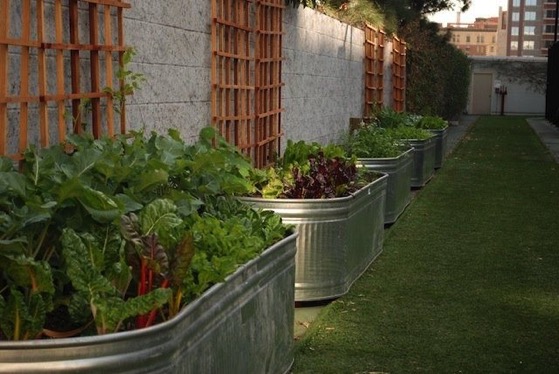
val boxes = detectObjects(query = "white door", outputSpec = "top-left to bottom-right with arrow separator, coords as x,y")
472,73 -> 493,115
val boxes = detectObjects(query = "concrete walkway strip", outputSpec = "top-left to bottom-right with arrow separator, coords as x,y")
527,117 -> 559,164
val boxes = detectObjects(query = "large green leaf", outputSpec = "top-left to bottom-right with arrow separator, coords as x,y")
93,288 -> 171,334
3,255 -> 55,294
78,187 -> 122,223
0,288 -> 46,340
139,199 -> 182,236
0,172 -> 29,198
0,157 -> 16,172
130,169 -> 169,194
61,229 -> 115,295
59,147 -> 103,179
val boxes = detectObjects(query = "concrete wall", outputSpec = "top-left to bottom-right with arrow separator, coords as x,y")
127,3 -> 368,147
125,0 -> 212,144
281,7 -> 364,147
6,2 -> 395,154
468,56 -> 546,115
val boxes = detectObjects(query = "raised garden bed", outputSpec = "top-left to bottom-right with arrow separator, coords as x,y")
0,233 -> 297,373
407,136 -> 437,188
357,148 -> 413,224
242,175 -> 387,302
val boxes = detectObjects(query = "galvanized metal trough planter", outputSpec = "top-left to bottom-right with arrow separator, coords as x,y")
357,148 -> 413,225
429,127 -> 448,169
241,175 -> 388,302
0,233 -> 298,374
407,136 -> 437,188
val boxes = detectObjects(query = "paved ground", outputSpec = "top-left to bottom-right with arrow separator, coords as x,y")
527,117 -> 559,163
445,115 -> 477,156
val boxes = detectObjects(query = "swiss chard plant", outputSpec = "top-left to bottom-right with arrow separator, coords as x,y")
0,127 -> 289,340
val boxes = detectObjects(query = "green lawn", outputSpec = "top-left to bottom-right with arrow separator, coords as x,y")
293,116 -> 559,373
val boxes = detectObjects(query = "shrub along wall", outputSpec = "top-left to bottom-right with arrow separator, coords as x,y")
402,20 -> 470,120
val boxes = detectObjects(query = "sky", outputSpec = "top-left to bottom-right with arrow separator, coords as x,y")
427,0 -> 508,26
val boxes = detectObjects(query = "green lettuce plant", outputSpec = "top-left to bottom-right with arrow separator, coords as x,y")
341,124 -> 405,158
249,140 -> 377,199
416,115 -> 448,130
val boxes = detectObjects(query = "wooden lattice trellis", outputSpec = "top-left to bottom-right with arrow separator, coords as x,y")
392,35 -> 406,113
364,24 -> 385,118
211,0 -> 284,168
0,0 -> 130,161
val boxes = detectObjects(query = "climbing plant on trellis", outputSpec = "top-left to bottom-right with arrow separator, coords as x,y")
0,0 -> 130,160
211,0 -> 284,168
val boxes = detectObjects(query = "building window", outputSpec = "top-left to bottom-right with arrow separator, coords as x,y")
511,27 -> 519,36
544,40 -> 556,49
525,0 -> 537,5
490,46 -> 495,53
546,10 -> 557,19
492,36 -> 496,43
524,26 -> 535,35
512,0 -> 520,6
523,40 -> 535,50
525,11 -> 536,21
511,41 -> 518,50
466,35 -> 471,43
512,12 -> 520,21
476,35 -> 485,43
544,25 -> 557,34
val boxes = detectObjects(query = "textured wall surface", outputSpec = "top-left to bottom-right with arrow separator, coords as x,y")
127,4 -> 366,147
124,0 -> 212,143
282,7 -> 365,147
6,2 -> 374,152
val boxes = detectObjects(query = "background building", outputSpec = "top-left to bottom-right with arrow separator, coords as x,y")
444,17 -> 499,56
507,0 -> 558,57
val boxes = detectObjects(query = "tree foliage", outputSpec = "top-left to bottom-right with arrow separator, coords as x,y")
402,19 -> 470,119
409,0 -> 470,15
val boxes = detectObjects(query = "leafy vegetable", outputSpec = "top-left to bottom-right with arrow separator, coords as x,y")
0,127 -> 289,339
342,124 -> 405,158
383,126 -> 433,141
120,199 -> 194,325
252,140 -> 372,199
416,115 -> 448,130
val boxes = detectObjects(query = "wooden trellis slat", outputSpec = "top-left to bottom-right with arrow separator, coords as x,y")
211,0 -> 284,168
364,24 -> 385,117
392,35 -> 407,113
19,0 -> 31,153
0,0 -> 8,157
104,4 -> 115,136
211,0 -> 254,151
37,0 -> 49,148
254,0 -> 284,167
55,0 -> 66,142
0,0 -> 130,160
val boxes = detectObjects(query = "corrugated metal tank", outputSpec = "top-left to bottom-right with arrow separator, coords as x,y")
429,127 -> 449,169
357,148 -> 413,224
0,234 -> 298,374
242,175 -> 388,302
408,137 -> 437,188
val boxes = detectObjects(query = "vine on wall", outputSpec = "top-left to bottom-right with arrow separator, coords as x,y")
475,60 -> 547,94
